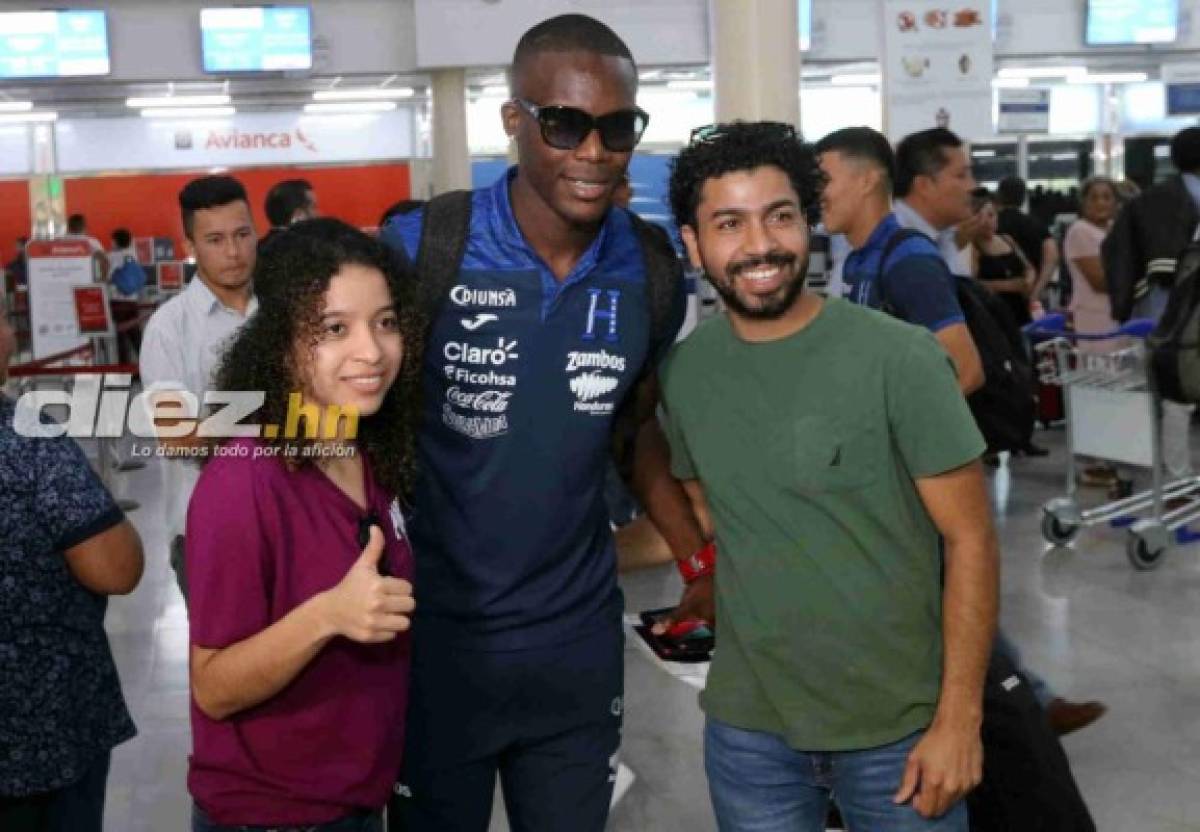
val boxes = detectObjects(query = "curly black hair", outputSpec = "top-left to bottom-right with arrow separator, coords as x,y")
212,217 -> 423,498
668,122 -> 822,232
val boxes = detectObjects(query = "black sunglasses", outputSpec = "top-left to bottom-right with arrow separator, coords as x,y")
688,121 -> 797,146
513,98 -> 649,153
357,511 -> 389,577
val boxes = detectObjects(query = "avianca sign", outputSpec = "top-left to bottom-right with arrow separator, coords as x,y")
203,128 -> 318,153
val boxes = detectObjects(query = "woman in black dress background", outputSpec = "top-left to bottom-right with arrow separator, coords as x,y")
968,188 -> 1035,326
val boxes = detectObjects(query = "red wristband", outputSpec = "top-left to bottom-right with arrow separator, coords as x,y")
677,541 -> 716,584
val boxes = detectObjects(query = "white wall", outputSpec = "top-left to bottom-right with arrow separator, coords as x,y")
1121,81 -> 1200,134
30,1 -> 1200,81
0,126 -> 32,176
996,0 -> 1197,57
412,0 -> 709,68
56,0 -> 418,81
54,108 -> 417,173
808,0 -> 1198,62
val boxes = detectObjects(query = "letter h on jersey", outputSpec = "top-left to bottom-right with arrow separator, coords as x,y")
584,289 -> 621,343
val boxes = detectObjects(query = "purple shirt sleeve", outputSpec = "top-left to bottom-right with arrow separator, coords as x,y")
187,455 -> 274,649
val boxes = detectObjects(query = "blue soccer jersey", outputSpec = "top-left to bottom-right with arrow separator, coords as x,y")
381,168 -> 683,649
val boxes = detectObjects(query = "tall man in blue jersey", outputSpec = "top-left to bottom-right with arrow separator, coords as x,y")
380,14 -> 707,832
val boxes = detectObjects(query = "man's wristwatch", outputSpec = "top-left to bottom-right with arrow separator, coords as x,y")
677,541 -> 715,584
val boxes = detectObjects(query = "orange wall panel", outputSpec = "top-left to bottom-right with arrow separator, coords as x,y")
0,180 -> 32,264
62,163 -> 411,257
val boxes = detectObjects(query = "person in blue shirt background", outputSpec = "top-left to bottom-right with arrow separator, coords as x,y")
817,126 -> 983,394
380,14 -> 709,832
816,126 -> 1107,739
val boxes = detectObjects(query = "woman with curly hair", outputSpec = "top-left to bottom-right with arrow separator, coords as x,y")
184,218 -> 421,832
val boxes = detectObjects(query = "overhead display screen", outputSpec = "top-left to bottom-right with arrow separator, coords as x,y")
0,10 -> 109,79
1085,0 -> 1178,45
201,6 -> 312,73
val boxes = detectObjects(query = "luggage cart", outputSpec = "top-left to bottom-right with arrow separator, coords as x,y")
1027,314 -> 1200,570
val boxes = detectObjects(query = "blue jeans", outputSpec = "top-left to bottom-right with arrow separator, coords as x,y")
704,718 -> 968,832
192,805 -> 382,832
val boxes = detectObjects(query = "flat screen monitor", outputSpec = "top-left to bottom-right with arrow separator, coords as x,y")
201,6 -> 312,73
0,10 -> 109,79
1085,0 -> 1178,45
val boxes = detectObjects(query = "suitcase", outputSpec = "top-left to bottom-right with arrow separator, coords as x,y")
1036,381 -> 1064,427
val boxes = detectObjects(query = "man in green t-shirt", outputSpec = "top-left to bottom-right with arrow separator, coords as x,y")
654,122 -> 998,830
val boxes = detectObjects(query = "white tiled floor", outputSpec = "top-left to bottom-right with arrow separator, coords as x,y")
95,426 -> 1200,830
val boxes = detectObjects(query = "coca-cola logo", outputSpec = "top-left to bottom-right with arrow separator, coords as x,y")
446,386 -> 512,413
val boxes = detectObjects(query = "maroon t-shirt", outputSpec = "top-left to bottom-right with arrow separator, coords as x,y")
186,438 -> 413,826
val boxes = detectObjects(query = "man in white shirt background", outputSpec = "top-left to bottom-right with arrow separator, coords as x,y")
65,212 -> 110,282
139,175 -> 258,599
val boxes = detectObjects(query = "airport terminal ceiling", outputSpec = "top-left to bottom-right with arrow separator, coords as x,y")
0,1 -> 1195,177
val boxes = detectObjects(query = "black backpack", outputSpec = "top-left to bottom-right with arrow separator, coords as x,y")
967,651 -> 1097,831
1148,237 -> 1200,404
402,190 -> 684,481
878,229 -> 1035,453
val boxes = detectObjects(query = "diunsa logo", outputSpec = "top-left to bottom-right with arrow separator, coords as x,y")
450,286 -> 517,308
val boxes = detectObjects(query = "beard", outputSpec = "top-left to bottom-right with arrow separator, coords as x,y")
706,250 -> 809,321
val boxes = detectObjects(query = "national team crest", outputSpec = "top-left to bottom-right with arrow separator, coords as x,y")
583,288 -> 621,343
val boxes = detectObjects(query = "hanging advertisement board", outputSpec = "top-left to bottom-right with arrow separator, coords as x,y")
71,283 -> 114,337
26,239 -> 96,358
881,1 -> 994,141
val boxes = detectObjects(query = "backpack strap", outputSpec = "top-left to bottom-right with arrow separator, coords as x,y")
877,227 -> 933,281
414,190 -> 473,320
628,212 -> 683,362
612,212 -> 684,485
874,227 -> 934,316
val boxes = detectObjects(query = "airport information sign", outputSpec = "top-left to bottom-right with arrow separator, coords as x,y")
201,6 -> 312,73
1085,0 -> 1178,45
998,88 -> 1050,133
26,239 -> 95,359
0,11 -> 109,79
1165,65 -> 1200,116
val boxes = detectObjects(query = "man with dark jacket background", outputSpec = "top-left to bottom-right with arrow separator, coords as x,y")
1104,127 -> 1200,323
1103,127 -> 1200,481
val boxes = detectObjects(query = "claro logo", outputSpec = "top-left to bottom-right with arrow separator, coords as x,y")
203,128 -> 318,152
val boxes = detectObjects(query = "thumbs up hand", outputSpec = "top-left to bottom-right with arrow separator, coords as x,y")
321,526 -> 415,643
